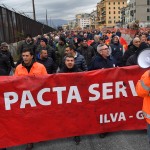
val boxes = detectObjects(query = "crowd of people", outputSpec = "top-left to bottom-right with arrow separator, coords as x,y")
1,29 -> 150,77
1,28 -> 150,150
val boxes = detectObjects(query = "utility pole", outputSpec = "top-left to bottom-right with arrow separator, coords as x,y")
32,0 -> 36,20
46,9 -> 48,25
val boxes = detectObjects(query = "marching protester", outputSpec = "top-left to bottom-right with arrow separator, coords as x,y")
88,43 -> 115,138
16,34 -> 36,66
89,44 -> 114,70
0,48 -> 11,76
77,39 -> 95,69
59,53 -> 82,145
109,35 -> 124,67
126,42 -> 150,66
0,42 -> 15,74
55,36 -> 68,69
59,53 -> 82,73
122,37 -> 141,66
147,36 -> 150,46
14,48 -> 47,150
37,49 -> 56,74
15,48 -> 47,76
64,44 -> 88,71
136,64 -> 150,144
90,35 -> 100,53
36,37 -> 56,63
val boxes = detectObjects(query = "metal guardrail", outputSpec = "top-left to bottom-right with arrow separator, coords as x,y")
0,6 -> 56,44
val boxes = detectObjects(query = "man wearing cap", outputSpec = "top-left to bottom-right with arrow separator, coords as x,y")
0,50 -> 11,76
109,35 -> 124,67
36,37 -> 56,63
0,42 -> 15,74
55,36 -> 68,68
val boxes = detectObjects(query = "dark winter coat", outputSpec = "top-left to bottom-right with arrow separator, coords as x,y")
36,44 -> 56,62
59,65 -> 82,73
77,46 -> 95,67
89,54 -> 114,70
37,57 -> 56,74
122,45 -> 139,66
110,43 -> 123,66
0,50 -> 15,68
0,52 -> 11,75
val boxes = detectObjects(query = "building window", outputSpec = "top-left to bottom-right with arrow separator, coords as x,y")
114,11 -> 115,14
148,8 -> 150,12
147,16 -> 150,21
148,0 -> 150,5
114,2 -> 115,5
114,7 -> 115,9
114,16 -> 116,19
109,16 -> 111,19
123,2 -> 124,4
118,16 -> 120,18
108,21 -> 112,24
109,11 -> 111,14
118,2 -> 120,4
109,2 -> 110,5
114,20 -> 116,23
118,7 -> 120,9
109,7 -> 111,9
118,11 -> 120,14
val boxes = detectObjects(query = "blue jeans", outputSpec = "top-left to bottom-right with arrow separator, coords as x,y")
147,123 -> 150,142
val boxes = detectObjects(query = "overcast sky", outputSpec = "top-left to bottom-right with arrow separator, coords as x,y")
1,0 -> 100,20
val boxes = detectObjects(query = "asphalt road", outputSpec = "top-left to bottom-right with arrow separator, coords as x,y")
7,130 -> 149,150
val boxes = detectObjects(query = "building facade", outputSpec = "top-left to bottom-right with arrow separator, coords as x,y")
75,13 -> 90,29
90,10 -> 97,29
123,0 -> 150,27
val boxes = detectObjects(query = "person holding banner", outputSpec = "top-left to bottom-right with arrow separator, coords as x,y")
59,53 -> 82,145
15,49 -> 47,76
136,70 -> 150,144
14,48 -> 47,150
88,43 -> 114,138
88,44 -> 114,70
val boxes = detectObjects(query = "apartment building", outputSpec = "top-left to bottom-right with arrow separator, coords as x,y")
97,0 -> 127,28
76,13 -> 90,29
121,0 -> 150,27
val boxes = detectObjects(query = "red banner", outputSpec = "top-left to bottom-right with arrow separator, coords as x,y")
0,66 -> 148,148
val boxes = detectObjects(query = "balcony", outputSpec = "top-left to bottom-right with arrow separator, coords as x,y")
101,4 -> 106,8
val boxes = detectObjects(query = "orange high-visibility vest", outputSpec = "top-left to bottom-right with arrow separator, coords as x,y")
136,70 -> 150,124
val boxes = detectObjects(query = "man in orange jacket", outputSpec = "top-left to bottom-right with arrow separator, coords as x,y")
15,49 -> 47,76
15,48 -> 47,150
136,70 -> 150,143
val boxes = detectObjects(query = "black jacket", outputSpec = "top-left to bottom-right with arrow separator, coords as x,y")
77,46 -> 95,67
89,54 -> 114,70
36,44 -> 56,62
110,43 -> 123,67
37,57 -> 56,74
122,45 -> 138,66
0,52 -> 11,75
59,65 -> 82,73
0,50 -> 15,68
